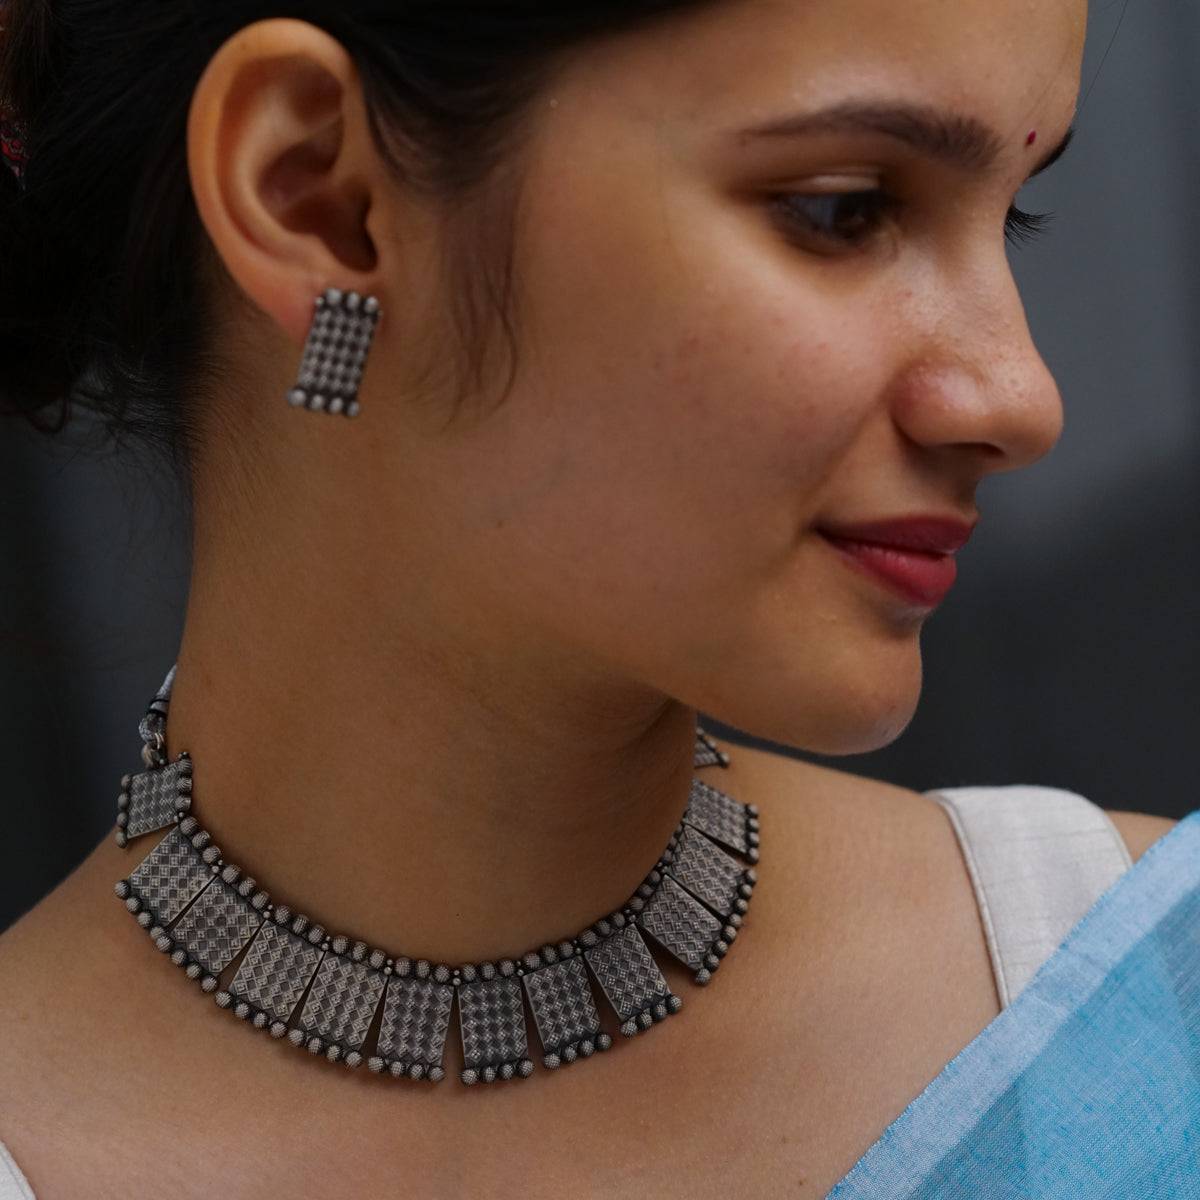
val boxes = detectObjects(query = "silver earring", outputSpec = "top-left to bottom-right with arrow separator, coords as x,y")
286,286 -> 381,418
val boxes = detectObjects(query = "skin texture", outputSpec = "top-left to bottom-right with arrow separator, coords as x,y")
1,1 -> 1179,1195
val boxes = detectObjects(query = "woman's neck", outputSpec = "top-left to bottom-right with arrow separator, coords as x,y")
158,606 -> 699,966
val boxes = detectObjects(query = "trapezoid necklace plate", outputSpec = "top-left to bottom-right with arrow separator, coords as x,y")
583,922 -> 681,1036
458,973 -> 531,1083
227,918 -> 325,1026
523,953 -> 605,1068
375,970 -> 456,1080
111,664 -> 761,1088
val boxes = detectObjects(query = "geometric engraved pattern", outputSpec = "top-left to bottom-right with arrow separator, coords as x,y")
228,920 -> 325,1024
682,777 -> 749,856
288,287 -> 380,417
637,874 -> 723,972
376,973 -> 455,1068
522,956 -> 602,1055
169,878 -> 265,975
294,953 -> 387,1051
583,924 -> 671,1022
125,759 -> 188,838
666,824 -> 746,917
126,824 -> 213,925
458,976 -> 528,1070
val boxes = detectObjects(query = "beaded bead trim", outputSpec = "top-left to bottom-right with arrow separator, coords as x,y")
114,674 -> 759,1087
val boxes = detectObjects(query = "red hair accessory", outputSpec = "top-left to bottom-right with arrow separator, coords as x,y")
1,110 -> 28,183
1,1 -> 29,184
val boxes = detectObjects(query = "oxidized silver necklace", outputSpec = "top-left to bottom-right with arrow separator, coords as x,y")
112,664 -> 761,1087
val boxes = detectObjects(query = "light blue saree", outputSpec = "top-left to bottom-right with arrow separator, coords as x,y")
828,807 -> 1200,1199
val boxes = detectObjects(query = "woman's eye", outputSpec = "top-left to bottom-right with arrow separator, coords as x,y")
770,189 -> 1055,250
771,190 -> 898,249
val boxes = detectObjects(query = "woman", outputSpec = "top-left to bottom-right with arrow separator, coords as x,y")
0,0 -> 1195,1196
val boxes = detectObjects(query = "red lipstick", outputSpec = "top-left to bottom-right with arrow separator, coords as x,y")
818,516 -> 977,608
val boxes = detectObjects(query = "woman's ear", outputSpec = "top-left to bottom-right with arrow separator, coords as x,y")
185,18 -> 385,349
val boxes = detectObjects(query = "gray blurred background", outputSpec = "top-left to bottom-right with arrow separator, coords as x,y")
2,0 -> 1197,935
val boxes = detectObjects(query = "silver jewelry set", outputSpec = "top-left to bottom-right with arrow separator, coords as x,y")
113,665 -> 760,1087
111,289 -> 762,1087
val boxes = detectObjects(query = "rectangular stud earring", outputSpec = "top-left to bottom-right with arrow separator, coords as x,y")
286,286 -> 381,418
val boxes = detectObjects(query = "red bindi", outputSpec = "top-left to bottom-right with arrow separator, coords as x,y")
1026,130 -> 1037,147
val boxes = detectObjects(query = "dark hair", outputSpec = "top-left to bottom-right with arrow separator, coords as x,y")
0,1 -> 715,473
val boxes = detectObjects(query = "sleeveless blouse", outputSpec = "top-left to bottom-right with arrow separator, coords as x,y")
0,784 -> 1183,1199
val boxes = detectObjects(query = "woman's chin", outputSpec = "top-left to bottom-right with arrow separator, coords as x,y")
808,703 -> 920,756
706,660 -> 923,758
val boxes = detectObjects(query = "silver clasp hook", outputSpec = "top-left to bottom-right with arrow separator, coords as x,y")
141,729 -> 166,769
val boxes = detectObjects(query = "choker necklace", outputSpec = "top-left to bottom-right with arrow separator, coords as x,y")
112,664 -> 761,1087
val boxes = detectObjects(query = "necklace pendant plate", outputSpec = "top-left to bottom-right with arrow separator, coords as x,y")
683,779 -> 753,857
665,825 -> 748,917
120,757 -> 193,842
458,975 -> 530,1083
637,874 -> 724,973
227,920 -> 326,1025
523,954 -> 604,1066
292,952 -> 388,1056
584,923 -> 677,1030
124,823 -> 213,925
171,877 -> 266,976
375,972 -> 455,1079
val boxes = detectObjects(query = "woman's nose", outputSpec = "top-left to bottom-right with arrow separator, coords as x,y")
888,283 -> 1065,477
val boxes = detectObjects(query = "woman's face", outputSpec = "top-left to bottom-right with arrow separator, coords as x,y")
368,0 -> 1086,754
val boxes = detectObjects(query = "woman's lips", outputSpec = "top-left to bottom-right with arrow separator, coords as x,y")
818,530 -> 962,608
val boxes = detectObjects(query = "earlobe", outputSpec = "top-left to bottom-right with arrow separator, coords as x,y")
184,18 -> 379,349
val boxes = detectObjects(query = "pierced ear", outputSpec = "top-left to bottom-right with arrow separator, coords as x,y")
185,18 -> 381,347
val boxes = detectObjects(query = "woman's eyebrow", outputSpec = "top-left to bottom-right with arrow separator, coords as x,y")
731,99 -> 1075,181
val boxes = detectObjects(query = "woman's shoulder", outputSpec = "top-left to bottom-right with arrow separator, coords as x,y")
707,733 -> 1182,1010
705,731 -> 1176,866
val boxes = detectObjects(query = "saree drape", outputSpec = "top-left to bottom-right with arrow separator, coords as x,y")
827,807 -> 1200,1198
